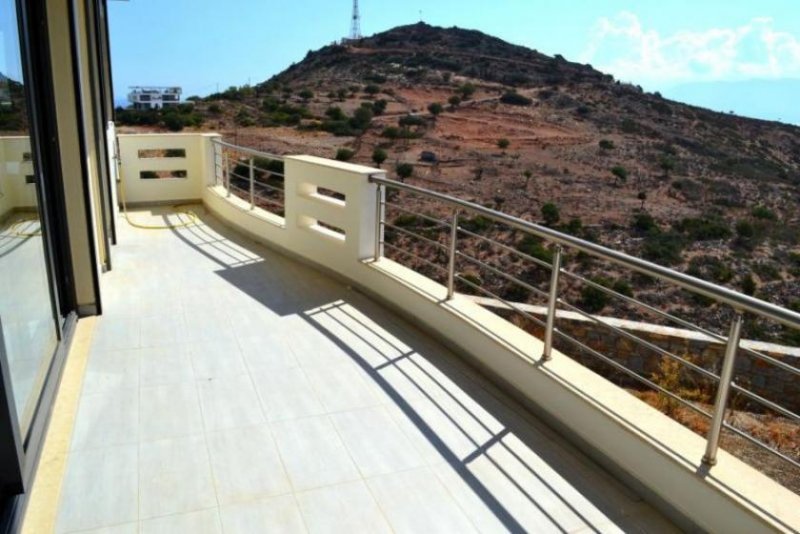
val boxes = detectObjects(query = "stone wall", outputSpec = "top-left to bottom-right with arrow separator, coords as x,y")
470,297 -> 800,414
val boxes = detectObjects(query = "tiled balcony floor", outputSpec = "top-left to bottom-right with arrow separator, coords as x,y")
54,207 -> 676,533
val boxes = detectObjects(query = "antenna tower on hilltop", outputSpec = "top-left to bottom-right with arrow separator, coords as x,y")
349,0 -> 362,40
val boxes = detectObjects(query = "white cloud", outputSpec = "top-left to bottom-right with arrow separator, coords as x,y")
580,12 -> 800,86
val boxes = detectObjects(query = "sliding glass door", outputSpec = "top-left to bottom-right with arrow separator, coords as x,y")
0,0 -> 60,438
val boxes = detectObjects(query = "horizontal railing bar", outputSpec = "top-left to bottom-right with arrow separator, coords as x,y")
456,225 -> 553,270
738,345 -> 800,379
226,159 -> 286,179
252,195 -> 284,208
722,421 -> 800,470
252,180 -> 285,194
456,252 -> 549,300
384,223 -> 449,251
556,297 -> 722,384
455,275 -> 547,330
382,242 -> 448,274
555,329 -> 714,419
559,268 -> 729,341
213,138 -> 285,161
730,384 -> 800,423
563,264 -> 799,378
370,176 -> 800,330
383,202 -> 450,228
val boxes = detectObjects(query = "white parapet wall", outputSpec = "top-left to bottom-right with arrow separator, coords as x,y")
0,136 -> 38,221
118,133 -> 800,532
116,133 -> 217,206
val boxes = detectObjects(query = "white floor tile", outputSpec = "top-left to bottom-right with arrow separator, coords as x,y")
140,508 -> 222,534
139,383 -> 203,442
270,415 -> 360,491
220,495 -> 307,534
206,424 -> 291,504
252,369 -> 326,422
56,445 -> 138,533
295,480 -> 391,534
139,345 -> 194,386
71,388 -> 139,451
366,467 -> 477,534
330,406 -> 426,477
197,375 -> 265,431
139,435 -> 217,519
187,339 -> 247,380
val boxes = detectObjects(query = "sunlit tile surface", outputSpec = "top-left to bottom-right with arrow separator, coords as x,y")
55,207 -> 677,533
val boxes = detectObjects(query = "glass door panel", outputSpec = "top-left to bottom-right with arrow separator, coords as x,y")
0,0 -> 60,436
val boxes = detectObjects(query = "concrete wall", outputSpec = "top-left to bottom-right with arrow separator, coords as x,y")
117,133 -> 215,205
117,133 -> 800,532
0,137 -> 37,222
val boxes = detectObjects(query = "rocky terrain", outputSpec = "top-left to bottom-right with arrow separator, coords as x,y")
116,23 -> 800,346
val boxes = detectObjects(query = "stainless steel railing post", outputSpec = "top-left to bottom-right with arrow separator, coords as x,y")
374,184 -> 384,261
446,209 -> 459,300
542,245 -> 563,361
224,153 -> 231,198
702,312 -> 744,465
249,158 -> 255,209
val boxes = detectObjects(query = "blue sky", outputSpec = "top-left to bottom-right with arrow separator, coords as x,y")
108,0 -> 800,122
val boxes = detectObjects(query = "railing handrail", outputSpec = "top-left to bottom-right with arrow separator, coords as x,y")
369,175 -> 800,331
212,138 -> 285,162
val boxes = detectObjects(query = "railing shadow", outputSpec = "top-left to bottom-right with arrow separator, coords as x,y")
161,208 -> 671,532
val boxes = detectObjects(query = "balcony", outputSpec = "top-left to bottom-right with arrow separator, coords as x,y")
24,133 -> 800,532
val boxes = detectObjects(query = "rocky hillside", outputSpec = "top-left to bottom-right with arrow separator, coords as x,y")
118,23 -> 800,343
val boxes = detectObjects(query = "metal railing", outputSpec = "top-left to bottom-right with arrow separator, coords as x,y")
212,139 -> 286,217
369,175 -> 800,473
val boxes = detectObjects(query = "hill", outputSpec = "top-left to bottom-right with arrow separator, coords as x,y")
116,23 -> 800,343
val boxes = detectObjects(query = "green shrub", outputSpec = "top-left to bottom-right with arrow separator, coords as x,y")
611,165 -> 628,184
381,126 -> 400,139
298,89 -> 314,101
687,256 -> 733,284
741,274 -> 757,295
457,83 -> 476,100
497,138 -> 510,150
325,106 -> 346,121
372,148 -> 388,167
461,215 -> 493,234
335,148 -> 355,162
642,231 -> 685,265
631,213 -> 657,233
396,163 -> 414,181
581,277 -> 612,313
612,279 -> 633,298
500,92 -> 533,106
751,205 -> 777,220
399,115 -> 426,127
208,103 -> 222,114
541,203 -> 560,226
674,217 -> 731,242
735,220 -> 755,238
372,99 -> 388,115
163,113 -> 185,131
427,103 -> 444,117
517,235 -> 553,264
364,84 -> 381,96
599,139 -> 615,150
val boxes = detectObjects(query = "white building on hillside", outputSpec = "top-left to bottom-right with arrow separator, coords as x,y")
127,86 -> 181,110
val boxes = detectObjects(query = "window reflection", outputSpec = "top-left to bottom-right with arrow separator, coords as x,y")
0,0 -> 59,436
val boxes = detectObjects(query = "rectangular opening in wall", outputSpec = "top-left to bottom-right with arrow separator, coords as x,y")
312,220 -> 346,241
140,170 -> 188,180
22,152 -> 32,162
138,148 -> 187,159
316,187 -> 346,204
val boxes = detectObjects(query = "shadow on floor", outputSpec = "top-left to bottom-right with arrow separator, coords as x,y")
163,207 -> 670,533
